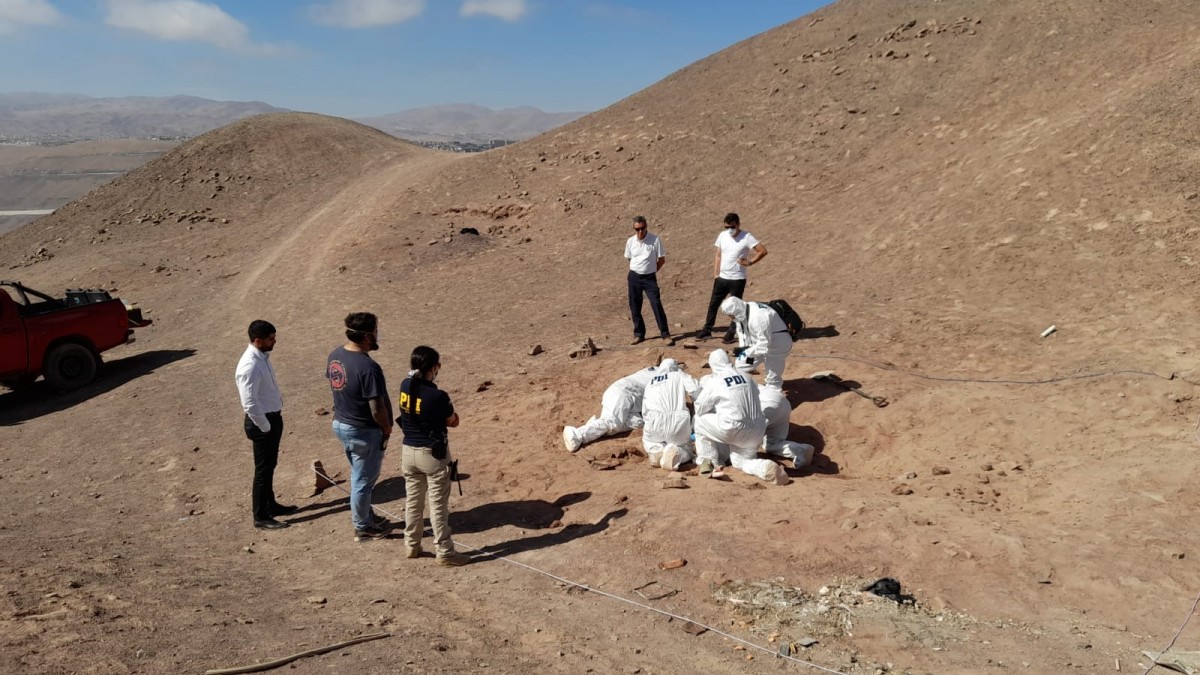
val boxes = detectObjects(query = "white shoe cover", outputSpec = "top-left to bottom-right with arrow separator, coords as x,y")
773,462 -> 791,486
563,426 -> 582,452
660,445 -> 680,471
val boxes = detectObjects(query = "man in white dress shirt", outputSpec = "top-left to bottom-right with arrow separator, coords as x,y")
624,215 -> 675,346
235,320 -> 296,530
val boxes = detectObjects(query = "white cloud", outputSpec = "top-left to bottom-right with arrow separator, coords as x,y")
103,0 -> 281,54
460,0 -> 526,22
0,0 -> 62,34
308,0 -> 424,28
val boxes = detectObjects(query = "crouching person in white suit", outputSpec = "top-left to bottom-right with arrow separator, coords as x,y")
757,384 -> 815,468
563,363 -> 660,452
720,296 -> 793,389
641,358 -> 698,470
693,350 -> 789,485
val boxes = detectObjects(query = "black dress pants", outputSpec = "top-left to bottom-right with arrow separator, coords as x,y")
703,277 -> 747,332
244,411 -> 283,521
628,270 -> 670,338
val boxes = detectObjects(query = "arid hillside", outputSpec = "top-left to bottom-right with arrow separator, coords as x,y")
4,2 -> 1200,674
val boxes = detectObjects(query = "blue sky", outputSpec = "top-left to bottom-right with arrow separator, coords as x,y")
0,0 -> 829,116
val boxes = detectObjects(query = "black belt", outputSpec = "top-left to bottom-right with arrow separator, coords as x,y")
630,270 -> 657,278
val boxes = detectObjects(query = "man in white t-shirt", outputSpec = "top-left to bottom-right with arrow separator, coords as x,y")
697,212 -> 767,343
624,215 -> 674,346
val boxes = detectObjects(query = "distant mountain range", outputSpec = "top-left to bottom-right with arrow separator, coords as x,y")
356,104 -> 586,143
0,94 -> 588,143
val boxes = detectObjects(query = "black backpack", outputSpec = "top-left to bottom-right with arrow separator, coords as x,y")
765,299 -> 805,341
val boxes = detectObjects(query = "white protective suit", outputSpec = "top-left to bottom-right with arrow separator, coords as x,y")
757,384 -> 815,468
640,358 -> 699,470
563,364 -> 659,452
720,296 -> 793,389
693,350 -> 788,485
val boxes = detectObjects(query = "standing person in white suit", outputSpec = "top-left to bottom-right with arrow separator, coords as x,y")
640,358 -> 698,470
693,350 -> 789,485
563,363 -> 660,452
757,384 -> 815,468
719,296 -> 793,389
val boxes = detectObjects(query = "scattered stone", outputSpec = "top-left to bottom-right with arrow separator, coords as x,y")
891,483 -> 914,495
588,458 -> 622,471
460,227 -> 480,235
658,558 -> 687,570
903,471 -> 918,479
528,344 -> 544,356
661,476 -> 688,489
569,337 -> 599,358
932,466 -> 951,476
1167,549 -> 1186,560
476,381 -> 493,392
980,463 -> 994,471
797,637 -> 819,648
306,596 -> 327,604
976,473 -> 990,484
681,621 -> 707,636
314,407 -> 329,416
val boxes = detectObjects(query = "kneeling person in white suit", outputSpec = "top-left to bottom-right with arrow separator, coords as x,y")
720,296 -> 793,389
693,350 -> 789,485
757,384 -> 815,468
641,358 -> 699,470
563,362 -> 660,452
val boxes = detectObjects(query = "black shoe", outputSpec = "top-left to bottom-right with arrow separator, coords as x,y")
661,334 -> 676,347
254,518 -> 290,530
271,504 -> 300,516
630,336 -> 645,345
355,525 -> 389,542
721,333 -> 737,344
696,329 -> 712,340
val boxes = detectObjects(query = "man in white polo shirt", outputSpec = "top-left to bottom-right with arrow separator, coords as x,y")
624,215 -> 675,346
698,212 -> 768,343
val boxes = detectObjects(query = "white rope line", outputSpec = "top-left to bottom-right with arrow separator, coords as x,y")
1142,588 -> 1200,675
313,466 -> 846,674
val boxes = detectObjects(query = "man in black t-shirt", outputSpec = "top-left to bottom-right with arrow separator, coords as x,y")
398,345 -> 469,566
326,312 -> 393,542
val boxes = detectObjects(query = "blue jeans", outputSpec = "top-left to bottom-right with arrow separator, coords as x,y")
331,420 -> 385,530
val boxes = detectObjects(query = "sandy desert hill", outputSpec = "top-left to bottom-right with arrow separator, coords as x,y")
4,1 -> 1200,673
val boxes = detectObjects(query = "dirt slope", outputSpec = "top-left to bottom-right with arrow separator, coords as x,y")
4,2 -> 1200,673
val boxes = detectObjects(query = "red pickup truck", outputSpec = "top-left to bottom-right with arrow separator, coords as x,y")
0,281 -> 151,390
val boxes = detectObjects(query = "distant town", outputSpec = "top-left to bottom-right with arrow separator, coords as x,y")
2,135 -> 519,153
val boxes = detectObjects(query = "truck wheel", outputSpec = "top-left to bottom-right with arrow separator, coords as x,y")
44,344 -> 98,390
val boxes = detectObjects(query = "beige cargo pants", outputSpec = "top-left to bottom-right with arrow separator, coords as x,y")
401,444 -> 455,558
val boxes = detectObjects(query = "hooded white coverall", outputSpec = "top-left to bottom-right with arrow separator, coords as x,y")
720,296 -> 793,389
640,358 -> 699,470
757,384 -> 815,467
563,365 -> 659,452
693,350 -> 788,485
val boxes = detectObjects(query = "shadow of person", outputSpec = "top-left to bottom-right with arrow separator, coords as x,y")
372,476 -> 408,504
794,422 -> 839,476
283,495 -> 350,525
782,377 -> 846,407
796,325 -> 838,340
469,507 -> 628,560
451,491 -> 592,535
0,349 -> 197,426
